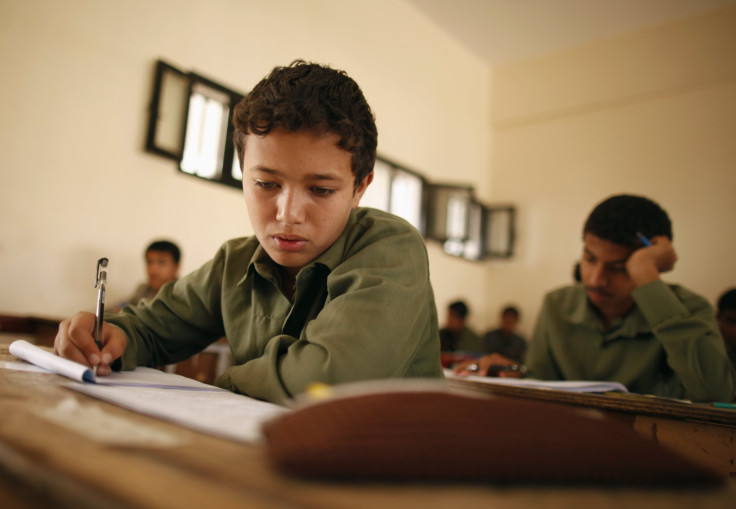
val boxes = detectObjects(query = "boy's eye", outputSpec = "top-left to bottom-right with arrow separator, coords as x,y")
311,187 -> 336,196
255,180 -> 278,190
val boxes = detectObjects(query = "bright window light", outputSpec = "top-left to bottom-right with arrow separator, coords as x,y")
390,170 -> 423,231
180,84 -> 230,179
446,194 -> 469,240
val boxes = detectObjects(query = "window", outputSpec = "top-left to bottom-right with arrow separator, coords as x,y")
484,206 -> 516,258
361,157 -> 426,235
145,61 -> 189,161
145,60 -> 244,189
425,184 -> 474,248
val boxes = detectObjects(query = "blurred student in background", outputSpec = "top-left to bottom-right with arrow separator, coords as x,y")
114,240 -> 180,311
457,194 -> 734,402
481,306 -> 527,364
439,300 -> 482,366
717,287 -> 736,373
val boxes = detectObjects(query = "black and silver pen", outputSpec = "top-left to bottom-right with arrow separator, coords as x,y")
94,258 -> 108,374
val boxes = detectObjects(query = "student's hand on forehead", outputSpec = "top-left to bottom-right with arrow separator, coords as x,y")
626,235 -> 677,286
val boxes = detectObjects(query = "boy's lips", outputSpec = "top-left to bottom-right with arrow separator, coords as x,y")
272,234 -> 308,252
586,287 -> 612,304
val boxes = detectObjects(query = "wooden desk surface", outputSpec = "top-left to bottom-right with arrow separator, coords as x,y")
445,376 -> 736,426
2,344 -> 736,508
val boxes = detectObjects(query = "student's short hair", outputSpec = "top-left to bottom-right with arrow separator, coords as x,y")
717,288 -> 736,313
232,60 -> 378,189
448,300 -> 469,319
583,194 -> 672,247
146,240 -> 181,264
501,306 -> 520,319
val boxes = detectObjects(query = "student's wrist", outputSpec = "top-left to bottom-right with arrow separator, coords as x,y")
629,266 -> 660,287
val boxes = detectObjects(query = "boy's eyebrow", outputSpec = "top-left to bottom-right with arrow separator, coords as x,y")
250,166 -> 344,182
583,248 -> 628,265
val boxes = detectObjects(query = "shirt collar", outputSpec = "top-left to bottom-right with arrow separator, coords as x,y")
563,285 -> 651,339
237,209 -> 360,287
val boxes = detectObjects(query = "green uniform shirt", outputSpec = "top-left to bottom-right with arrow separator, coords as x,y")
525,281 -> 735,402
107,208 -> 443,404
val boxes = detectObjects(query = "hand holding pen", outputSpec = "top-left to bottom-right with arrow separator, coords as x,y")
626,233 -> 678,286
54,258 -> 127,376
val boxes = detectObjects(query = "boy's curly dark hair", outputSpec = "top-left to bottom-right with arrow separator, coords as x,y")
232,60 -> 377,189
583,194 -> 673,247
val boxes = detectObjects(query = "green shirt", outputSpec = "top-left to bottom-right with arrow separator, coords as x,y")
525,281 -> 735,402
107,208 -> 443,404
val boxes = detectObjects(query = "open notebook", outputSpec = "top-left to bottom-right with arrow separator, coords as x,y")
443,369 -> 629,393
8,340 -> 287,443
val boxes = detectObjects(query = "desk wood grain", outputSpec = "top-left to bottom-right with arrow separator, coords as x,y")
447,377 -> 736,478
2,346 -> 736,508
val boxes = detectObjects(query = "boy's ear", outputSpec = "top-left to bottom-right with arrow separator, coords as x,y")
352,172 -> 374,206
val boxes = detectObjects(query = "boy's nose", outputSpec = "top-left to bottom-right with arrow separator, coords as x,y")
276,191 -> 306,225
588,265 -> 606,287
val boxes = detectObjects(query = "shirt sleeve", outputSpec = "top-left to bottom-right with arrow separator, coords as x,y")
215,218 -> 443,403
105,250 -> 227,370
633,280 -> 736,402
524,294 -> 564,380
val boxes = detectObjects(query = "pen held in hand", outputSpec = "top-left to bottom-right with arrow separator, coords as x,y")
94,257 -> 109,374
636,232 -> 652,247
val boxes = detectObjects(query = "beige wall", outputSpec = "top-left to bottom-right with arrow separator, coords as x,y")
0,0 -> 490,319
483,4 -> 736,338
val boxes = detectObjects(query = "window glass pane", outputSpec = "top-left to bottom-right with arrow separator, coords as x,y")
462,202 -> 484,260
180,83 -> 230,179
443,239 -> 465,257
154,69 -> 189,155
485,208 -> 514,257
446,193 -> 470,240
426,185 -> 472,242
390,169 -> 423,232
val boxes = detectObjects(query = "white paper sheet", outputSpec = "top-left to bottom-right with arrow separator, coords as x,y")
8,339 -> 289,443
444,370 -> 629,393
68,383 -> 288,444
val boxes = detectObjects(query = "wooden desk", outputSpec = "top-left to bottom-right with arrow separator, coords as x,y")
447,376 -> 736,479
2,346 -> 736,509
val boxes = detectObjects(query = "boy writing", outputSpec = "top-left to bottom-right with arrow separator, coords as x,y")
55,60 -> 443,403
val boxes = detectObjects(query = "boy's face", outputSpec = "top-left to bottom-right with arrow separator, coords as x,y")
580,233 -> 638,319
242,128 -> 370,277
500,312 -> 518,332
446,310 -> 464,332
145,251 -> 179,292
